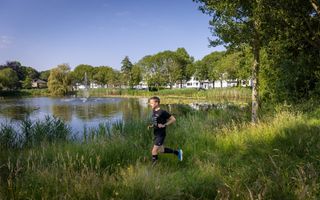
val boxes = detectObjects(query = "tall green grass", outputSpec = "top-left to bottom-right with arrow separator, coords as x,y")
1,104 -> 319,199
85,87 -> 251,100
0,116 -> 71,149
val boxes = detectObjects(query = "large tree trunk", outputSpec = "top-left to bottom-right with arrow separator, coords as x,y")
251,24 -> 260,123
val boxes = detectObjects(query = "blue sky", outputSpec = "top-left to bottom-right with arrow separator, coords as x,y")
0,0 -> 224,71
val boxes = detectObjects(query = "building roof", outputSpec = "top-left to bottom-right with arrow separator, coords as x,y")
32,79 -> 47,83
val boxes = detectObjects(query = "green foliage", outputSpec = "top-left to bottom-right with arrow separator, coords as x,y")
131,65 -> 142,87
255,0 -> 320,103
194,0 -> 320,123
111,70 -> 123,88
92,66 -> 114,87
72,64 -> 94,84
0,68 -> 19,90
22,66 -> 39,80
137,48 -> 193,89
121,56 -> 134,88
22,77 -> 32,89
192,51 -> 226,86
47,64 -> 72,95
0,61 -> 40,89
39,70 -> 50,81
174,48 -> 194,87
0,61 -> 25,81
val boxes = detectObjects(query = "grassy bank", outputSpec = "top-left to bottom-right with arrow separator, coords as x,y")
0,104 -> 319,199
0,89 -> 50,97
0,88 -> 251,101
85,87 -> 251,100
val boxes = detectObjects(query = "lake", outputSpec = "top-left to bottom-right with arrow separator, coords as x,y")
0,97 -> 234,134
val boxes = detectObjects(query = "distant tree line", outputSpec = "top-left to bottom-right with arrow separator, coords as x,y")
0,47 -> 254,95
0,61 -> 50,90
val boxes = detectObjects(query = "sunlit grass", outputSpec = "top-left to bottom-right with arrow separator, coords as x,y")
1,104 -> 320,199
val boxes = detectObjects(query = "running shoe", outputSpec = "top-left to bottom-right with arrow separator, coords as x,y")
178,149 -> 183,161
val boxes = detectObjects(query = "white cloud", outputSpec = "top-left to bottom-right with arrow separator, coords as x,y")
0,35 -> 13,49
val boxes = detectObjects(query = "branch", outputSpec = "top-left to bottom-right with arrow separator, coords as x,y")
310,0 -> 320,16
303,17 -> 320,49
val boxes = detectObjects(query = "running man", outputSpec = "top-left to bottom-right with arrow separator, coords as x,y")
148,96 -> 183,164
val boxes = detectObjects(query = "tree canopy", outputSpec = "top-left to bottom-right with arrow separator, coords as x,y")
48,64 -> 72,95
194,0 -> 320,122
0,68 -> 19,90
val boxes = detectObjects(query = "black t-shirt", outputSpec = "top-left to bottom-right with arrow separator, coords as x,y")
152,109 -> 171,134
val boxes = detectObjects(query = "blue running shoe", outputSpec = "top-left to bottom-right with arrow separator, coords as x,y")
178,149 -> 183,161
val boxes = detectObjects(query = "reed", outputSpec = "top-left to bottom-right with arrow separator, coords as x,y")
86,87 -> 251,100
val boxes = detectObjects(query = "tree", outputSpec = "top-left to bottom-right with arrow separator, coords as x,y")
0,61 -> 40,89
175,48 -> 194,87
22,66 -> 39,80
137,49 -> 193,89
193,60 -> 208,88
237,47 -> 252,86
73,64 -> 94,84
0,68 -> 19,90
20,66 -> 39,89
0,61 -> 24,81
22,77 -> 32,89
137,55 -> 167,90
131,65 -> 142,87
214,51 -> 251,87
92,66 -> 114,88
47,64 -> 72,95
39,70 -> 51,81
156,50 -> 179,89
260,0 -> 320,102
121,56 -> 133,88
111,70 -> 123,88
194,0 -> 272,123
201,51 -> 225,88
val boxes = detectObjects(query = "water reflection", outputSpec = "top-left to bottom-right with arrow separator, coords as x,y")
0,97 -> 248,134
0,105 -> 39,120
51,104 -> 73,122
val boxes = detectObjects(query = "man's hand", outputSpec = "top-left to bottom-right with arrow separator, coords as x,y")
158,124 -> 166,128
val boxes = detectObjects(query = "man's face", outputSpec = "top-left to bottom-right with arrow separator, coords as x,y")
149,99 -> 159,110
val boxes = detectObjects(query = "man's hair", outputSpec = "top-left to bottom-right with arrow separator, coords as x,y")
149,96 -> 160,104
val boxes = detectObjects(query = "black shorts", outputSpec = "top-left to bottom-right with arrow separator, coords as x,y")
153,133 -> 166,146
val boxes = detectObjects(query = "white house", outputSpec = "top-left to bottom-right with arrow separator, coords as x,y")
182,76 -> 243,89
133,81 -> 148,90
73,82 -> 105,90
133,76 -> 251,90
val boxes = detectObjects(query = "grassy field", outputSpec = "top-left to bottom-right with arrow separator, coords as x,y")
0,102 -> 319,199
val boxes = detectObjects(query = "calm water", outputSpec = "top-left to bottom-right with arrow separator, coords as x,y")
0,97 -> 203,134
